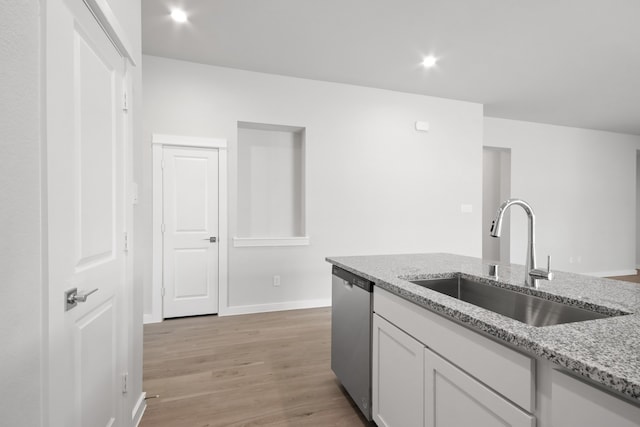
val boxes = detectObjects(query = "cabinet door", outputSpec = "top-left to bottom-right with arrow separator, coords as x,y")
424,348 -> 534,427
552,369 -> 640,427
373,314 -> 424,427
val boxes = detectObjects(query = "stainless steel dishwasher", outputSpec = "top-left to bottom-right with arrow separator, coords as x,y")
331,265 -> 374,421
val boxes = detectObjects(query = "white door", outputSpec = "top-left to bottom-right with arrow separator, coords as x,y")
163,146 -> 220,318
46,0 -> 128,426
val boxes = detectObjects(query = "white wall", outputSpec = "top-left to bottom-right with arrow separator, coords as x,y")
142,55 -> 484,314
484,117 -> 640,276
482,147 -> 512,264
0,0 -> 42,424
482,149 -> 500,262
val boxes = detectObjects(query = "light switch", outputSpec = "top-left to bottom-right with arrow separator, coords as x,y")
460,204 -> 473,213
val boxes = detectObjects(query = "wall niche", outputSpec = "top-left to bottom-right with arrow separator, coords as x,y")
234,121 -> 308,247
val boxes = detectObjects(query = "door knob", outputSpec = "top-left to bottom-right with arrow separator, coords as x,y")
203,236 -> 217,243
65,287 -> 99,311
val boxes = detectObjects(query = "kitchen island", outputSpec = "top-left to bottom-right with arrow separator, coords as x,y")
327,253 -> 640,427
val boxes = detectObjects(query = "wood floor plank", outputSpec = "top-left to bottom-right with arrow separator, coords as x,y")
141,308 -> 372,427
608,270 -> 640,284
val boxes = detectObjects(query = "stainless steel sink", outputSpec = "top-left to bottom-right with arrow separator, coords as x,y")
409,276 -> 618,327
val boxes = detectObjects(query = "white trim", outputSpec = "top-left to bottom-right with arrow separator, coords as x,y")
132,392 -> 147,427
143,314 -> 160,325
238,121 -> 304,133
301,128 -> 307,236
232,236 -> 310,247
586,269 -> 638,278
220,299 -> 331,317
83,0 -> 136,65
150,144 -> 164,323
218,149 -> 229,315
152,133 -> 227,149
151,135 -> 229,323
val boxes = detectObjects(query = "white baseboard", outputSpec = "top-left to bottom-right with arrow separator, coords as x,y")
132,392 -> 147,427
219,298 -> 331,317
143,313 -> 162,324
586,269 -> 637,278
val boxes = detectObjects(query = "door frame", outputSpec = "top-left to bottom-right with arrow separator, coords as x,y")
149,134 -> 228,323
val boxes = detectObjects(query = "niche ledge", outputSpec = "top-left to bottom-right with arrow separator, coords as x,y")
233,236 -> 310,248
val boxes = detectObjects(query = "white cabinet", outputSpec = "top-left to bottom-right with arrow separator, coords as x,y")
370,285 -> 640,427
551,369 -> 640,427
424,348 -> 534,427
372,314 -> 424,427
374,287 -> 534,411
373,312 -> 535,427
373,287 -> 537,427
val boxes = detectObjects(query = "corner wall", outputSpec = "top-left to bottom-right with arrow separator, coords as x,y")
0,0 -> 42,424
484,117 -> 640,276
142,55 -> 484,316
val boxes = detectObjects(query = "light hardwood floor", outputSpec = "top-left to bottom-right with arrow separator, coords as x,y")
142,271 -> 640,426
141,308 -> 372,427
608,270 -> 640,284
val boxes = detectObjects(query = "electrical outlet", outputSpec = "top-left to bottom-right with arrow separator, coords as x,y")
273,275 -> 281,287
577,256 -> 582,264
569,257 -> 574,264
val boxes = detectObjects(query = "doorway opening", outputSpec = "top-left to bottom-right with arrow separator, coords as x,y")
482,147 -> 511,264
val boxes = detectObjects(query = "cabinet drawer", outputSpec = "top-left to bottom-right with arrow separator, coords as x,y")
374,287 -> 535,412
425,348 -> 535,427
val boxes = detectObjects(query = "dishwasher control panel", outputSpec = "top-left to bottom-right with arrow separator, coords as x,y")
332,265 -> 374,292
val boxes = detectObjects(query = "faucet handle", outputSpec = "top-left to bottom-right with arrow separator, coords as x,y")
546,255 -> 554,280
530,255 -> 554,281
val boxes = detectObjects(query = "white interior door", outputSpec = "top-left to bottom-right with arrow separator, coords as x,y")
46,0 -> 127,426
163,146 -> 220,318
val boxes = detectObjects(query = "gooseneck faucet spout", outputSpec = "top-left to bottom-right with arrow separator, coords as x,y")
490,199 -> 553,287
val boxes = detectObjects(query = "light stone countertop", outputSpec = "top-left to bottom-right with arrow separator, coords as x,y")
326,253 -> 640,403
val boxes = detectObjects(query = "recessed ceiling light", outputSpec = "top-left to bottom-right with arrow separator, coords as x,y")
422,55 -> 438,68
170,8 -> 188,23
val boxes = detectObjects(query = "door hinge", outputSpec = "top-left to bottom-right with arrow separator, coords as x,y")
122,372 -> 128,394
160,159 -> 165,170
161,287 -> 165,297
124,232 -> 129,252
161,223 -> 166,233
122,91 -> 128,112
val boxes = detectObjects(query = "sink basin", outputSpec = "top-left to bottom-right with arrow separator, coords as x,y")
409,276 -> 617,327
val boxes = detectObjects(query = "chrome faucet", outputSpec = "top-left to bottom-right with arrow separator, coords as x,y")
490,199 -> 553,287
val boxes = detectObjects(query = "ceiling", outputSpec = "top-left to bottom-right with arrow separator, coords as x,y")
142,0 -> 640,136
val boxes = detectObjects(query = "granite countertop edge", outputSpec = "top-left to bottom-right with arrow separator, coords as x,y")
326,253 -> 640,403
